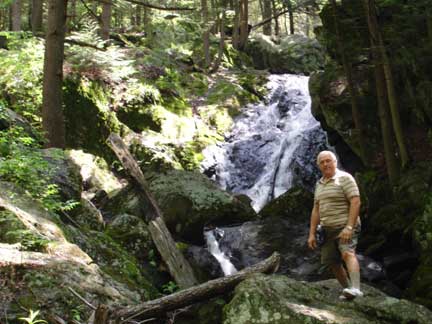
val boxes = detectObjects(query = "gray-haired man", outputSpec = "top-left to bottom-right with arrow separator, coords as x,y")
307,151 -> 363,299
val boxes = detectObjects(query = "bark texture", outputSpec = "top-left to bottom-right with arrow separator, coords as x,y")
42,0 -> 67,148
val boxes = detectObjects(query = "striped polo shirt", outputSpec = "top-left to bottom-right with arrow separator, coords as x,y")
314,169 -> 360,228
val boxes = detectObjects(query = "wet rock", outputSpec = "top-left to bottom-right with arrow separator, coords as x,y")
185,245 -> 223,281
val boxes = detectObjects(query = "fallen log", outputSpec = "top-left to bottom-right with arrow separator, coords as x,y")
114,252 -> 280,322
107,133 -> 199,289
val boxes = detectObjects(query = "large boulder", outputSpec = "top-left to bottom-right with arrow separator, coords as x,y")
245,34 -> 325,74
0,181 -> 145,321
0,180 -> 159,321
224,274 -> 432,324
148,170 -> 258,244
259,186 -> 314,220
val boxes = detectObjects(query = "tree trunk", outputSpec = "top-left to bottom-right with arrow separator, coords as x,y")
364,4 -> 399,184
143,7 -> 150,34
211,2 -> 226,73
107,133 -> 199,289
374,63 -> 399,185
42,0 -> 67,149
31,0 -> 43,34
238,0 -> 248,50
201,0 -> 210,70
271,0 -> 279,36
101,0 -> 111,40
287,0 -> 294,34
232,0 -> 240,49
262,0 -> 271,35
10,0 -> 21,31
113,252 -> 281,322
330,0 -> 368,165
136,5 -> 141,26
363,0 -> 409,167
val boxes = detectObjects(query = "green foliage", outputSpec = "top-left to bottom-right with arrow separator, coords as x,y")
0,210 -> 50,251
19,309 -> 47,324
162,280 -> 178,294
66,24 -> 135,82
0,126 -> 77,213
0,34 -> 44,123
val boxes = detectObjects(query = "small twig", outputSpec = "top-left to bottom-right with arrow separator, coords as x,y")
68,287 -> 97,310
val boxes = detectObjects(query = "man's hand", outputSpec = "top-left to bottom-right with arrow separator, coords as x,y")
308,234 -> 317,250
338,227 -> 353,244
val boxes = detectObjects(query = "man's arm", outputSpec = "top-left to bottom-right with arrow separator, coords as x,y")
339,196 -> 361,244
308,202 -> 320,250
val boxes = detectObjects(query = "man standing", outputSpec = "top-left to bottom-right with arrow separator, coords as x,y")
307,151 -> 363,299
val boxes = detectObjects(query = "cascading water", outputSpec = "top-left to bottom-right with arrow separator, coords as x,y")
204,229 -> 237,276
202,74 -> 329,211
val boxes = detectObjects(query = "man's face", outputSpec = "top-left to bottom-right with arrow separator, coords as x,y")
318,154 -> 337,178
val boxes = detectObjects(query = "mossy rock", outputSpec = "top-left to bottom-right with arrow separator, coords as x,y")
174,298 -> 227,324
223,274 -> 432,324
259,186 -> 313,220
245,34 -> 325,74
0,246 -> 140,323
148,169 -> 258,243
0,210 -> 50,251
65,226 -> 158,299
63,77 -> 130,163
67,149 -> 124,197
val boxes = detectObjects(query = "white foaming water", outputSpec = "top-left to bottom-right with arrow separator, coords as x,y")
202,74 -> 326,212
205,229 -> 237,276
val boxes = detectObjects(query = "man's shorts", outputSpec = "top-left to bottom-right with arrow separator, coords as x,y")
321,225 -> 360,266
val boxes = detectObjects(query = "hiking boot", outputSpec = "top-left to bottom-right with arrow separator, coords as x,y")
342,287 -> 364,299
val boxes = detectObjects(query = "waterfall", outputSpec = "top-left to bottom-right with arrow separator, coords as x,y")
204,228 -> 237,276
202,74 -> 329,211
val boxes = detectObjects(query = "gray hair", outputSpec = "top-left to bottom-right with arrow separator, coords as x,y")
317,151 -> 337,165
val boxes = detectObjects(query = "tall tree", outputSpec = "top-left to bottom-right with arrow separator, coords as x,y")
10,0 -> 21,31
373,61 -> 400,185
31,0 -> 43,34
286,0 -> 294,34
42,0 -> 67,148
262,0 -> 271,35
232,0 -> 240,49
271,0 -> 279,36
363,0 -> 409,167
101,0 -> 112,40
201,0 -> 210,70
330,0 -> 368,165
238,0 -> 248,49
211,1 -> 226,73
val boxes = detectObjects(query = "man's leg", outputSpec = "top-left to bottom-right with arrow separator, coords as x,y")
341,251 -> 361,289
330,263 -> 350,288
339,227 -> 363,297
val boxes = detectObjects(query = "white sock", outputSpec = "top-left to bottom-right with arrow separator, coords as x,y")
349,272 -> 361,290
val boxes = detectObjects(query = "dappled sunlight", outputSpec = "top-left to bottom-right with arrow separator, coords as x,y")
286,302 -> 351,323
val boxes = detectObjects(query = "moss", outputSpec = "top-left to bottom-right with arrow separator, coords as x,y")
148,169 -> 256,242
259,186 -> 313,220
63,77 -> 129,163
0,210 -> 50,251
66,227 -> 158,299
